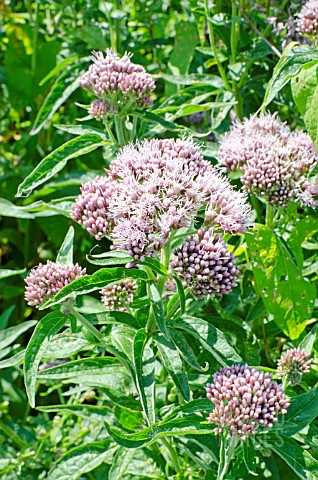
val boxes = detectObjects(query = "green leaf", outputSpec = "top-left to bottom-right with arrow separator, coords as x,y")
55,124 -> 107,139
162,73 -> 223,88
42,267 -> 147,308
105,415 -> 214,449
169,316 -> 242,366
299,324 -> 318,354
274,389 -> 318,437
291,64 -> 318,147
108,447 -> 136,480
47,439 -> 112,480
56,226 -> 74,265
154,333 -> 190,402
37,404 -> 114,422
243,441 -> 258,476
173,276 -> 186,315
148,282 -> 168,338
43,331 -> 90,358
265,434 -> 318,480
38,357 -> 120,379
0,321 -> 36,351
161,398 -> 212,423
17,134 -> 105,197
246,225 -> 316,339
140,257 -> 168,276
0,350 -> 25,369
137,111 -> 180,131
263,48 -> 318,107
87,250 -> 133,266
31,59 -> 88,135
0,198 -> 35,218
24,312 -> 68,407
133,329 -> 155,425
0,268 -> 26,279
169,329 -> 207,371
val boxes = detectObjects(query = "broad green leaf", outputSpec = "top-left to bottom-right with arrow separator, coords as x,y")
274,389 -> 318,437
169,329 -> 207,371
0,198 -> 35,218
148,282 -> 168,337
0,268 -> 26,279
161,398 -> 212,424
243,441 -> 258,476
90,311 -> 142,329
108,447 -> 135,480
31,59 -> 88,135
56,226 -> 74,265
105,415 -> 214,448
0,321 -> 36,351
104,324 -> 135,376
47,439 -> 112,480
169,316 -> 242,366
246,225 -> 316,339
101,385 -> 142,412
292,64 -> 318,147
263,48 -> 318,107
289,216 -> 318,266
24,311 -> 68,407
43,331 -> 90,358
87,250 -> 133,266
140,257 -> 168,276
42,267 -> 147,308
17,134 -> 105,197
0,350 -> 25,369
133,329 -> 155,425
0,305 -> 15,331
37,404 -> 114,422
154,332 -> 190,402
38,357 -> 120,379
162,73 -> 223,88
266,434 -> 318,480
55,124 -> 107,139
136,111 -> 180,131
299,324 -> 317,354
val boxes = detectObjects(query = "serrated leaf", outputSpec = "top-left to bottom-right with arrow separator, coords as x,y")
266,434 -> 318,480
56,226 -> 74,265
169,316 -> 242,366
47,439 -> 112,480
0,321 -> 36,351
24,312 -> 67,407
105,415 -> 214,448
42,267 -> 147,308
0,350 -> 25,369
133,329 -> 155,425
154,332 -> 190,402
17,134 -> 105,197
31,59 -> 88,135
148,282 -> 168,337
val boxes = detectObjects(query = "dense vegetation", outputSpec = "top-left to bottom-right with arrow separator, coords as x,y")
0,0 -> 318,478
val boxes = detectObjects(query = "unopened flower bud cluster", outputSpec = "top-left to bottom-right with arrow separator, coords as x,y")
295,0 -> 318,36
218,113 -> 318,207
206,365 -> 290,439
25,261 -> 86,307
100,279 -> 138,311
80,49 -> 155,116
277,347 -> 313,385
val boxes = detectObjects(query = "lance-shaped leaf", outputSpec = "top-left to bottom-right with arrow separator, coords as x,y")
169,316 -> 242,366
37,357 -> 120,380
0,350 -> 25,369
148,282 -> 168,338
153,332 -> 190,402
17,134 -> 105,197
37,404 -> 114,422
56,226 -> 74,265
0,320 -> 36,351
169,329 -> 207,371
133,329 -> 155,425
42,267 -> 147,308
24,311 -> 68,407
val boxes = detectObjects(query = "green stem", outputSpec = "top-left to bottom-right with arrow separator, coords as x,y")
165,298 -> 181,322
250,194 -> 263,224
64,304 -> 104,343
217,434 -> 238,480
114,116 -> 126,147
157,242 -> 171,295
265,204 -> 275,229
104,119 -> 118,147
161,437 -> 182,475
130,115 -> 138,142
204,0 -> 231,91
0,420 -> 28,449
146,304 -> 157,334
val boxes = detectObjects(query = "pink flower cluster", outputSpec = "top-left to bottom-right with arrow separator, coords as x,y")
80,49 -> 155,114
170,227 -> 239,299
218,113 -> 318,207
100,279 -> 138,311
206,365 -> 290,439
25,261 -> 86,307
295,0 -> 318,36
277,347 -> 313,385
72,138 -> 252,265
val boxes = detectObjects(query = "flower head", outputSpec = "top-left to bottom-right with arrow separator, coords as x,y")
88,99 -> 116,119
25,261 -> 86,307
295,0 -> 318,37
277,347 -> 313,385
171,227 -> 240,299
218,113 -> 318,207
206,365 -> 290,439
100,279 -> 138,311
80,49 -> 155,110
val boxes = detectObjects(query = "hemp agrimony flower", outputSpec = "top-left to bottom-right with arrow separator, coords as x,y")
295,0 -> 318,37
171,227 -> 239,299
80,49 -> 155,112
277,347 -> 313,385
25,261 -> 86,307
100,279 -> 138,311
206,365 -> 290,440
218,113 -> 318,207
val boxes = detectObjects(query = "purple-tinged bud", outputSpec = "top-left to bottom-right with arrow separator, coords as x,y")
295,0 -> 318,36
206,365 -> 290,439
25,261 -> 86,307
100,279 -> 138,311
277,347 -> 313,385
171,227 -> 240,299
88,99 -> 116,119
